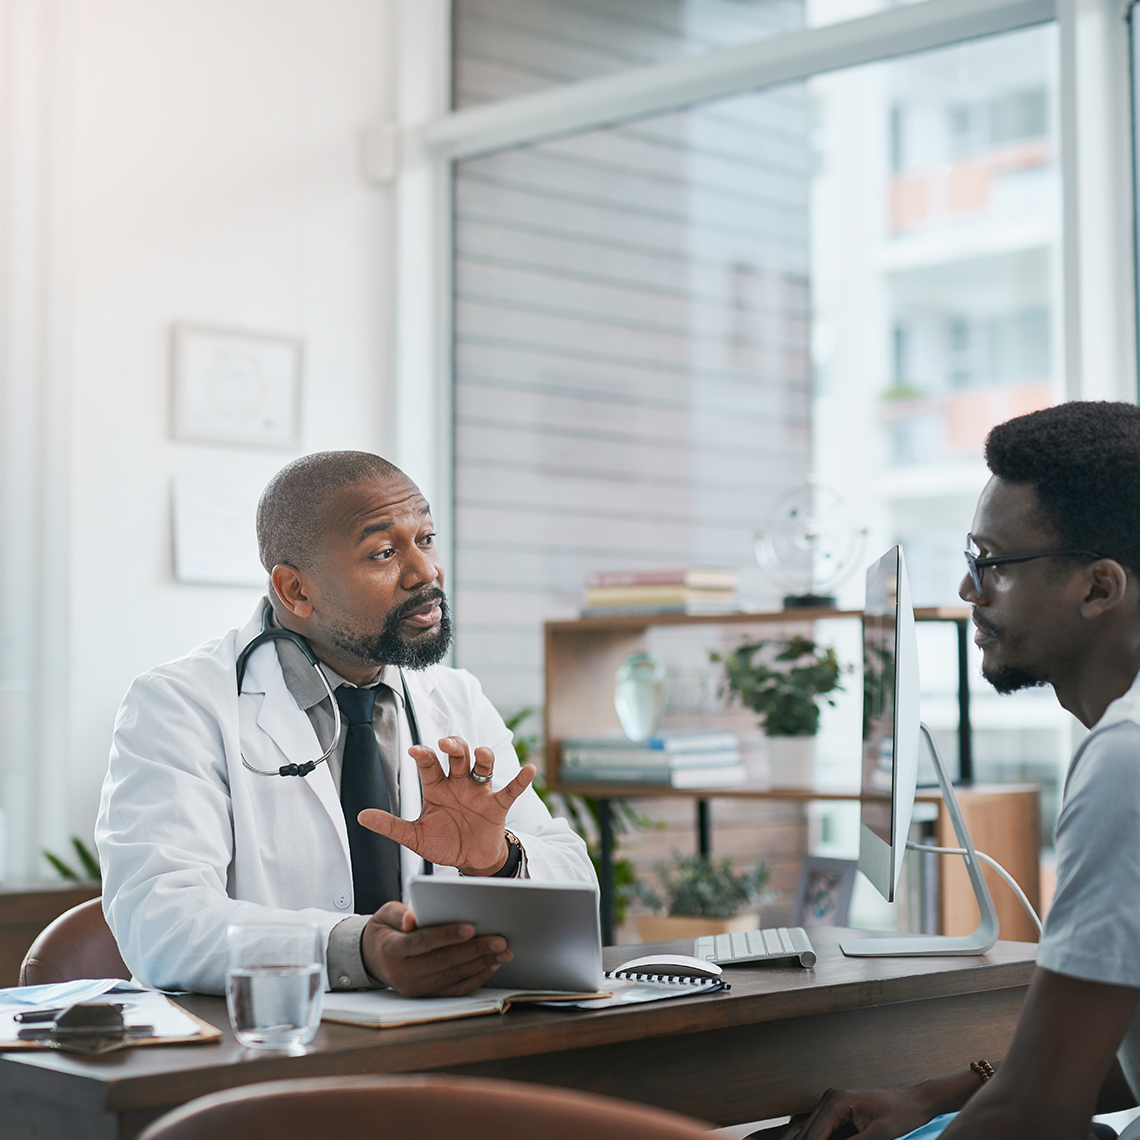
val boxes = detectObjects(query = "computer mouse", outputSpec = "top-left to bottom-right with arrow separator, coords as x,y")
611,953 -> 723,979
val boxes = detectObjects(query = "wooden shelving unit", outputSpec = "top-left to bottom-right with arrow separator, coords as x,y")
543,606 -> 1040,944
544,605 -> 972,786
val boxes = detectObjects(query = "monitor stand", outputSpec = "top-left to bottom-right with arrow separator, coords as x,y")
840,724 -> 999,957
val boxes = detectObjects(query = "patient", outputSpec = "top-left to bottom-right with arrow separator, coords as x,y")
778,402 -> 1140,1140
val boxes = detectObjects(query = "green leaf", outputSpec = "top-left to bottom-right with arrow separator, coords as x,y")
72,837 -> 102,881
710,636 -> 848,737
42,850 -> 80,881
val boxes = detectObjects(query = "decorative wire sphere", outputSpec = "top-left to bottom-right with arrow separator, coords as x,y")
754,481 -> 867,605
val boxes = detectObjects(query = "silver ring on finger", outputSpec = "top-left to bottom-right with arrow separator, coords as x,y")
469,770 -> 493,784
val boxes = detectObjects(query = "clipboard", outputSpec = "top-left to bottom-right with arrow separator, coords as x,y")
0,991 -> 222,1052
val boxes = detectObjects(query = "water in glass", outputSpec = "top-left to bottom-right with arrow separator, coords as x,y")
225,922 -> 323,1049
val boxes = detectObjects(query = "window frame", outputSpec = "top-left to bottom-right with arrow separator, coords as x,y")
389,0 -> 1138,576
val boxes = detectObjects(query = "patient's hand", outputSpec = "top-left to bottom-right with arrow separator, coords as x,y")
360,901 -> 513,997
357,735 -> 534,876
781,1086 -> 930,1140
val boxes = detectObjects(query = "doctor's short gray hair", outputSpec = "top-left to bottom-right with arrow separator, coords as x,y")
257,451 -> 402,573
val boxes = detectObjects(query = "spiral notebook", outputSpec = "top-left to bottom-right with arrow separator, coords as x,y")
539,967 -> 729,1010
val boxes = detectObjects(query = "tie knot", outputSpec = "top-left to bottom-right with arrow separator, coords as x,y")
335,685 -> 378,726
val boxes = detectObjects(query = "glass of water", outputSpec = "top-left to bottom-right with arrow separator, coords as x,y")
225,921 -> 324,1049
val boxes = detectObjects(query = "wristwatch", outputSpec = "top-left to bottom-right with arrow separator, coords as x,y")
491,830 -> 523,878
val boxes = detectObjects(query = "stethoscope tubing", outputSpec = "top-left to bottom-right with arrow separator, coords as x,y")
235,608 -> 422,777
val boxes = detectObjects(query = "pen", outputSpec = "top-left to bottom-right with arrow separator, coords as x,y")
13,1008 -> 65,1023
13,1002 -> 132,1023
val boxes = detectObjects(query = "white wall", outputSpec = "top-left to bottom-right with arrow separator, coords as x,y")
0,0 -> 393,877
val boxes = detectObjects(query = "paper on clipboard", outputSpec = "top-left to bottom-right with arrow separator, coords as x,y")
0,988 -> 222,1051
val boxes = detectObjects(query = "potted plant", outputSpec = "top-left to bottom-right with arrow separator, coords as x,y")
636,853 -> 770,940
711,634 -> 846,786
504,708 -> 652,928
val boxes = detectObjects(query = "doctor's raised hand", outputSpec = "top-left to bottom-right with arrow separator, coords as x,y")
357,735 -> 536,995
360,734 -> 535,874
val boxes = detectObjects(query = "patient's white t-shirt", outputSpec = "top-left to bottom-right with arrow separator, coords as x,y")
1037,667 -> 1140,1129
893,675 -> 1140,1140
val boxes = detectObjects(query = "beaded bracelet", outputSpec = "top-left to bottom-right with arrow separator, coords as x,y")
970,1060 -> 996,1083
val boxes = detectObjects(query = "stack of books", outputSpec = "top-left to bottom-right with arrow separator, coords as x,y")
582,568 -> 739,616
559,730 -> 746,788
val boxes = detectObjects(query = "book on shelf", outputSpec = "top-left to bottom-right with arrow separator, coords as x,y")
558,763 -> 747,788
586,568 -> 739,590
561,729 -> 740,755
580,602 -> 739,617
584,585 -> 736,608
562,749 -> 742,770
581,568 -> 739,617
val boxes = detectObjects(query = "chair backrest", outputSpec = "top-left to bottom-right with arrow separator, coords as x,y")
19,897 -> 131,986
137,1074 -> 714,1140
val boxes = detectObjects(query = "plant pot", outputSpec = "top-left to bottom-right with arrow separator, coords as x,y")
636,912 -> 760,942
766,734 -> 816,788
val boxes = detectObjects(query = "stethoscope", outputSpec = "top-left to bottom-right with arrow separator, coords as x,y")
235,605 -> 423,778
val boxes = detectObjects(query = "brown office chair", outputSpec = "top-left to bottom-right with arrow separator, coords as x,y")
19,897 -> 131,986
137,1074 -> 715,1140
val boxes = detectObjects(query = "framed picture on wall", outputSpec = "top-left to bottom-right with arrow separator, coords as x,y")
171,476 -> 267,587
171,323 -> 303,449
791,856 -> 857,928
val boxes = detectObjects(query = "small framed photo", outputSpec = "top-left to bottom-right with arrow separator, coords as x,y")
171,323 -> 302,449
791,856 -> 857,928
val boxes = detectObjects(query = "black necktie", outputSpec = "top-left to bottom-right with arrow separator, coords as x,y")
335,686 -> 402,914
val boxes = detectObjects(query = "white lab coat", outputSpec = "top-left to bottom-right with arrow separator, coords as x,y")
96,602 -> 595,995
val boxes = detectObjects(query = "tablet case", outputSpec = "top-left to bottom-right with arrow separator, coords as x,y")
408,876 -> 604,993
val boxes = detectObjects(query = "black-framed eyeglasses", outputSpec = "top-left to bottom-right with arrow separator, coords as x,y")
964,533 -> 1104,596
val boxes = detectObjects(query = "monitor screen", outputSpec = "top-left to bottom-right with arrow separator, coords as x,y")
861,553 -> 898,847
856,546 -> 920,903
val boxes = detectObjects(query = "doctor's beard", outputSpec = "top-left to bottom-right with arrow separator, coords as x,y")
330,588 -> 453,670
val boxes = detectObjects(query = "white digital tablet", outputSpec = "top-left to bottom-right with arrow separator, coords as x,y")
407,876 -> 604,993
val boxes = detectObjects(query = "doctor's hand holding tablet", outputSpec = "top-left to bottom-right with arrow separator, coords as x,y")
358,732 -> 536,997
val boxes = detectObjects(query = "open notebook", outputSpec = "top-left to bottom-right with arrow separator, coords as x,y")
322,967 -> 728,1029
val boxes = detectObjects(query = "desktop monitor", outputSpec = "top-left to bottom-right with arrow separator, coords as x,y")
856,545 -> 920,905
841,546 -> 999,958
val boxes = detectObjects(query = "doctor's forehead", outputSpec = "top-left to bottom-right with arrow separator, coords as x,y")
321,475 -> 431,542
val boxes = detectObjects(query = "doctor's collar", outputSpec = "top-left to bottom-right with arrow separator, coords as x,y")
264,606 -> 404,713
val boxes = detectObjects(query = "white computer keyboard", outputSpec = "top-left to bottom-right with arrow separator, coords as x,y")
695,926 -> 817,968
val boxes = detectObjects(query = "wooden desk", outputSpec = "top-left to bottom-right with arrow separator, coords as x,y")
0,928 -> 1036,1139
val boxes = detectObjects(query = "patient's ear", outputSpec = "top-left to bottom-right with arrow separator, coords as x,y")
271,564 -> 314,618
1080,560 -> 1129,618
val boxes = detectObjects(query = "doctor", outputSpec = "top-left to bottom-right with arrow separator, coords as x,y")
96,451 -> 595,997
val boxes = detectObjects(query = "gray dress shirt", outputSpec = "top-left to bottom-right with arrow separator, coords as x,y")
271,633 -> 526,990
273,635 -> 403,989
